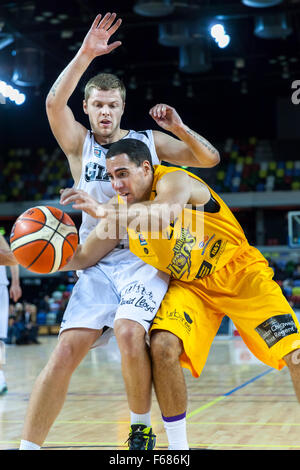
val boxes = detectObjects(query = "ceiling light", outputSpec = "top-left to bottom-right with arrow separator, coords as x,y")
12,45 -> 43,87
133,0 -> 174,17
0,80 -> 26,105
210,23 -> 231,48
172,72 -> 181,87
159,23 -> 192,47
254,13 -> 292,38
0,35 -> 14,50
186,84 -> 194,98
242,0 -> 282,7
179,41 -> 211,74
145,86 -> 153,100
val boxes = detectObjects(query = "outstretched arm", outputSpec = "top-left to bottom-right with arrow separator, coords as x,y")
150,104 -> 220,168
45,12 -> 122,184
60,223 -> 120,272
61,172 -> 210,236
59,189 -> 121,271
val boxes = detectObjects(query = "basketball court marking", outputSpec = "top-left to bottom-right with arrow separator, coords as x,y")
186,368 -> 273,419
0,367 -> 278,449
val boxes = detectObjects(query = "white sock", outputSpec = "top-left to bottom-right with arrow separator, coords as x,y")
130,411 -> 151,427
162,412 -> 189,450
19,440 -> 41,450
0,370 -> 6,387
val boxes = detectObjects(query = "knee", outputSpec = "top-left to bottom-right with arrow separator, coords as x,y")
150,331 -> 182,366
47,337 -> 80,374
114,319 -> 146,358
284,349 -> 300,373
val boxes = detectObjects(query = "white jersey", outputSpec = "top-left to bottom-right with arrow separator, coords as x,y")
76,129 -> 160,244
0,266 -> 8,286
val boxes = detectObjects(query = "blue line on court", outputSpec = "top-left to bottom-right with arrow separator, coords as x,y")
187,368 -> 274,419
224,368 -> 273,397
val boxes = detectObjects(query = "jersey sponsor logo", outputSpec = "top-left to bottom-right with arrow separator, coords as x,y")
255,314 -> 298,348
93,146 -> 102,158
167,227 -> 196,279
84,162 -> 110,182
199,234 -> 215,255
210,239 -> 222,258
138,233 -> 148,246
195,260 -> 213,279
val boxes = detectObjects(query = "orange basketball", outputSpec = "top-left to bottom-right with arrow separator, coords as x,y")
10,206 -> 78,274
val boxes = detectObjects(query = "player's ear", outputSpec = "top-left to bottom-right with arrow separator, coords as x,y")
143,160 -> 152,175
83,99 -> 88,115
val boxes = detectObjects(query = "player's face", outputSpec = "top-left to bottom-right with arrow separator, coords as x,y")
106,154 -> 153,204
83,88 -> 125,140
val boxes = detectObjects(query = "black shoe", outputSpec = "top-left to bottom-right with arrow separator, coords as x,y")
126,424 -> 156,450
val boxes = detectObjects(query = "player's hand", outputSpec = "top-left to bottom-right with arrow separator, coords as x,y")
59,188 -> 103,219
9,283 -> 22,302
149,104 -> 184,133
80,12 -> 122,59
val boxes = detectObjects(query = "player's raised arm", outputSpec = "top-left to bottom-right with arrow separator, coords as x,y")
150,103 -> 220,168
45,13 -> 122,184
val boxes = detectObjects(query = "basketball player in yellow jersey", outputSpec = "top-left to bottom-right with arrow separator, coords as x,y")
61,137 -> 300,450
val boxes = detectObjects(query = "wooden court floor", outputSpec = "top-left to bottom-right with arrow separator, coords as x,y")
0,334 -> 300,451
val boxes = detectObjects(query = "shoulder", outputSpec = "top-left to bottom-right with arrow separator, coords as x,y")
156,168 -> 191,191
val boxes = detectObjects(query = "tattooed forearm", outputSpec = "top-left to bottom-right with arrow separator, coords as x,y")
186,128 -> 218,155
50,72 -> 66,97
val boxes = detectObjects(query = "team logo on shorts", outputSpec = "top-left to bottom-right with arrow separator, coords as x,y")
120,281 -> 157,313
166,309 -> 193,334
167,228 -> 196,280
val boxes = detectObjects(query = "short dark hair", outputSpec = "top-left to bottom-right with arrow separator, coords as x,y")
106,138 -> 153,167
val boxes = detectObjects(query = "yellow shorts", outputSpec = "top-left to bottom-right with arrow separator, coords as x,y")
150,246 -> 300,378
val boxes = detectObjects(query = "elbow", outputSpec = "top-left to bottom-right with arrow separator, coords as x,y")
45,94 -> 58,114
45,92 -> 59,112
209,150 -> 221,167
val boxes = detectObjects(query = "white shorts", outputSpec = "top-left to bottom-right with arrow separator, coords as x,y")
59,249 -> 169,345
0,285 -> 9,339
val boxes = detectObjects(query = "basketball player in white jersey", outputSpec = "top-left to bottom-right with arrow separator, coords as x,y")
16,12 -> 220,450
0,235 -> 22,395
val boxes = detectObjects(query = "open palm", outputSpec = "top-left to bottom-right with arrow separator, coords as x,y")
81,13 -> 122,59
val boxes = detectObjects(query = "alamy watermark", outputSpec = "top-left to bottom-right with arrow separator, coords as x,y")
94,203 -> 205,245
291,80 -> 300,105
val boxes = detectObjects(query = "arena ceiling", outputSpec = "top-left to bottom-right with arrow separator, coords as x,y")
0,1 -> 299,93
0,1 -> 300,142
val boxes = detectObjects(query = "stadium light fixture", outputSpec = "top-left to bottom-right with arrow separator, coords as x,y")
0,79 -> 26,105
210,23 -> 231,48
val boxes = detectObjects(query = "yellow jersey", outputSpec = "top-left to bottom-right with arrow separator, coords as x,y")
120,165 -> 249,281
